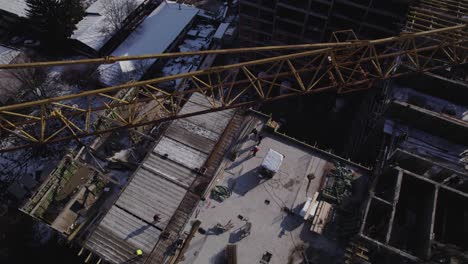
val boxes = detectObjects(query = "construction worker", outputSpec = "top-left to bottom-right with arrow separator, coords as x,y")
136,249 -> 143,257
153,214 -> 160,223
257,135 -> 264,145
251,145 -> 260,157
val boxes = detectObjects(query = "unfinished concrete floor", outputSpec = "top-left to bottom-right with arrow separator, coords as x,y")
181,131 -> 343,264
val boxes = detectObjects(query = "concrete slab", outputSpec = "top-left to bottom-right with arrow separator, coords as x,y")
181,131 -> 342,264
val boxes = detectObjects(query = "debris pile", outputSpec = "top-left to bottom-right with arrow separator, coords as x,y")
322,162 -> 354,204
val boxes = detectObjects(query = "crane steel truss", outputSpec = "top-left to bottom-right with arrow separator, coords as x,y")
0,25 -> 466,152
407,0 -> 468,32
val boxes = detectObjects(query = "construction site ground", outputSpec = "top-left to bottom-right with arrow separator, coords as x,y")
181,128 -> 344,264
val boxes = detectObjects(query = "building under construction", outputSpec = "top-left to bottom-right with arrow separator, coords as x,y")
342,1 -> 467,263
242,0 -> 468,263
238,0 -> 410,60
355,48 -> 468,262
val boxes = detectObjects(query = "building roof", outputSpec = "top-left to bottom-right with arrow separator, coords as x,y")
84,93 -> 235,264
86,0 -> 110,14
153,136 -> 208,170
85,206 -> 161,263
0,45 -> 22,104
98,1 -> 199,86
0,0 -> 28,17
177,94 -> 233,134
72,14 -> 109,51
72,0 -> 145,51
0,45 -> 20,64
115,165 -> 188,229
180,116 -> 363,264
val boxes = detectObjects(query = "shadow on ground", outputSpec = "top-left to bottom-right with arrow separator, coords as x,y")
229,168 -> 267,196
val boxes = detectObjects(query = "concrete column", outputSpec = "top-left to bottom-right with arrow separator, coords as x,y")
385,169 -> 403,244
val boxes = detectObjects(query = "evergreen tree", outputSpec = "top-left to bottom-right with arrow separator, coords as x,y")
26,0 -> 84,49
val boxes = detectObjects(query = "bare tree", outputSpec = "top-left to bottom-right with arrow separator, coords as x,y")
132,59 -> 153,78
101,0 -> 139,33
60,64 -> 101,88
8,68 -> 48,100
1,55 -> 49,102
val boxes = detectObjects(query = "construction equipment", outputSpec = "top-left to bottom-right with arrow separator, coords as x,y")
0,22 -> 465,152
239,221 -> 252,239
260,149 -> 284,178
322,162 -> 355,204
213,220 -> 234,233
210,185 -> 231,201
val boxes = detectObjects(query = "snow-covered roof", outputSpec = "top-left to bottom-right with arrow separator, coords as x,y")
0,0 -> 28,17
86,0 -> 107,14
72,0 -> 145,51
0,45 -> 20,64
72,14 -> 109,50
98,1 -> 199,86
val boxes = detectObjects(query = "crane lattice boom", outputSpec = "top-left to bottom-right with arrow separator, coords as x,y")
0,25 -> 466,152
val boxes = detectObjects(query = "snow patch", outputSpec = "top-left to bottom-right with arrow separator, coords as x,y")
73,0 -> 145,51
110,149 -> 131,162
98,1 -> 199,86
